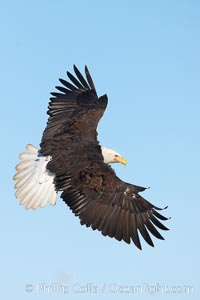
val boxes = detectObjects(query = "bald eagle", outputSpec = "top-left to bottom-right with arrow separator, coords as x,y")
14,65 -> 169,249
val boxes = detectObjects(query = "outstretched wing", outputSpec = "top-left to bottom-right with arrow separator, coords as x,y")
60,161 -> 169,250
40,65 -> 108,158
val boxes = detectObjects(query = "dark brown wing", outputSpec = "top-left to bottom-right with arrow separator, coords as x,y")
40,65 -> 108,158
59,161 -> 169,250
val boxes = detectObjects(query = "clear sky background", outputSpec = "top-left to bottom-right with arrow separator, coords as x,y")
1,0 -> 200,299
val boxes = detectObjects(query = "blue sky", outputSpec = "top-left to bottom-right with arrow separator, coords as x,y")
1,0 -> 200,299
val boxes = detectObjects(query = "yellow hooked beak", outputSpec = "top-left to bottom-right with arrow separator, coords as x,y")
116,156 -> 127,166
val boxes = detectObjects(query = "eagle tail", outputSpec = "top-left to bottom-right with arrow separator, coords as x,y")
13,144 -> 57,209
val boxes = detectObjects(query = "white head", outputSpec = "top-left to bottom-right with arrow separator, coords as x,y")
101,146 -> 127,165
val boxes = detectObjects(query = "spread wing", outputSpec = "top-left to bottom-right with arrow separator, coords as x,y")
40,65 -> 169,249
40,65 -> 108,159
60,161 -> 169,250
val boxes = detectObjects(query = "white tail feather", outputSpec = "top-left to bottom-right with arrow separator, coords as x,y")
13,144 -> 57,209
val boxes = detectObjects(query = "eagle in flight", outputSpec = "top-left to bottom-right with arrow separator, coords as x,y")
14,65 -> 169,249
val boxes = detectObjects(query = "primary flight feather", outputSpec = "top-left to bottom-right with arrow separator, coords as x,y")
14,65 -> 169,249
